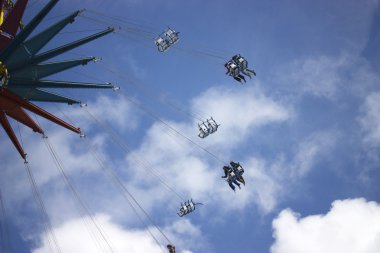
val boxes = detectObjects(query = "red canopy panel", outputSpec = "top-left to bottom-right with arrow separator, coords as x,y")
0,0 -> 28,51
0,95 -> 44,133
1,90 -> 81,134
0,110 -> 26,159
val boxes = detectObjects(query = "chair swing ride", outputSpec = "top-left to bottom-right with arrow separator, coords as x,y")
0,1 -> 257,252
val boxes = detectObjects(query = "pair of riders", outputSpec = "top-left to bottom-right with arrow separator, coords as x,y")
167,244 -> 176,253
222,161 -> 245,191
225,54 -> 256,84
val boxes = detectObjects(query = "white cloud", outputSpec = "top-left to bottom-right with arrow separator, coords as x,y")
125,86 -> 337,214
285,55 -> 349,99
291,131 -> 336,178
5,93 -> 137,186
278,54 -> 379,101
0,81 -> 336,253
124,85 -> 292,214
74,94 -> 140,133
0,92 -> 139,226
32,214 -> 202,253
270,198 -> 380,253
242,131 -> 336,213
5,0 -> 380,252
163,219 -> 209,253
272,0 -> 380,100
191,85 -> 292,147
240,158 -> 282,213
359,92 -> 380,147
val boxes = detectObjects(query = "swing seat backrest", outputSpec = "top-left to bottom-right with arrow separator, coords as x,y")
165,29 -> 179,44
237,57 -> 248,70
155,37 -> 170,52
227,62 -> 239,76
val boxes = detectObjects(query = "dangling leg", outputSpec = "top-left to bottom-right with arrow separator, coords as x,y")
232,178 -> 241,189
167,244 -> 176,253
239,74 -> 246,83
228,180 -> 236,191
237,176 -> 245,185
242,70 -> 252,79
233,76 -> 243,83
247,68 -> 256,76
222,167 -> 229,178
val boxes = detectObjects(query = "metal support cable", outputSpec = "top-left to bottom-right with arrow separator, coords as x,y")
24,161 -> 61,253
53,104 -> 169,252
116,90 -> 226,166
34,115 -> 110,252
79,12 -> 228,62
0,188 -> 11,253
82,106 -> 187,202
82,138 -> 167,253
16,120 -> 60,253
42,136 -> 116,253
84,9 -> 157,34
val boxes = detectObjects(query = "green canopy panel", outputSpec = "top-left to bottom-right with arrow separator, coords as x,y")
8,79 -> 114,89
0,0 -> 59,61
8,87 -> 80,104
10,57 -> 95,79
6,10 -> 80,68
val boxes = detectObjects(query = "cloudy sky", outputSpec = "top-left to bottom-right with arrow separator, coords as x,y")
1,0 -> 380,252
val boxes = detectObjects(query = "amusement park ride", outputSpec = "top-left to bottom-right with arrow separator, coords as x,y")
0,1 -> 254,252
0,0 -> 114,160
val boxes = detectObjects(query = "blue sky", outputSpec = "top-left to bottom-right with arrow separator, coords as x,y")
1,0 -> 380,252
